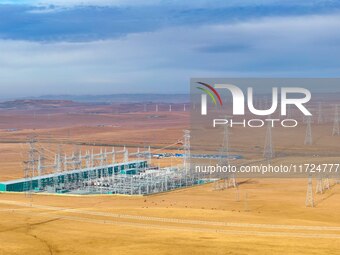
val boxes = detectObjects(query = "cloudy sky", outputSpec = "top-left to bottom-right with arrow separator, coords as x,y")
0,0 -> 340,98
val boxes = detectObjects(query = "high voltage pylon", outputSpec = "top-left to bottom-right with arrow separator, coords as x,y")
304,116 -> 313,145
315,176 -> 323,194
306,175 -> 314,207
264,122 -> 274,160
214,146 -> 226,190
183,130 -> 191,185
221,124 -> 230,189
53,144 -> 62,191
225,124 -> 236,188
37,148 -> 45,190
225,120 -> 236,188
214,122 -> 236,190
24,137 -> 38,197
317,102 -> 324,124
333,104 -> 339,136
323,176 -> 330,190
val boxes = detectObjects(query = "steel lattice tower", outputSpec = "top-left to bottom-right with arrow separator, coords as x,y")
183,130 -> 191,184
222,124 -> 236,188
306,175 -> 314,207
316,176 -> 323,194
219,124 -> 229,171
24,137 -> 38,197
264,122 -> 274,160
37,148 -> 45,190
124,147 -> 129,162
333,105 -> 339,136
323,177 -> 330,190
216,124 -> 230,190
304,116 -> 313,145
54,145 -> 62,190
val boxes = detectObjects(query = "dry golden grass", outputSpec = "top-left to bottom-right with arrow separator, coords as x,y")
0,107 -> 340,254
1,178 -> 340,255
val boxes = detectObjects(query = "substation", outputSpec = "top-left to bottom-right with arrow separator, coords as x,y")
0,130 -> 209,195
2,99 -> 338,202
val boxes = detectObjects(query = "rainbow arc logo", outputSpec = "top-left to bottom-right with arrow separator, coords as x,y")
196,82 -> 223,106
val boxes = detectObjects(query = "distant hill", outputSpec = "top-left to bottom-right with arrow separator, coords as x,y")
27,94 -> 189,103
0,99 -> 82,109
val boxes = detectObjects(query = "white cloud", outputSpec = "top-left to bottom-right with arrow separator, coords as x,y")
0,13 -> 340,97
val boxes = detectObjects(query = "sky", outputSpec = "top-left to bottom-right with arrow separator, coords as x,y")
0,0 -> 340,98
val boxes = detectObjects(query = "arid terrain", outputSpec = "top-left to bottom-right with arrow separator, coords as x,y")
0,100 -> 340,255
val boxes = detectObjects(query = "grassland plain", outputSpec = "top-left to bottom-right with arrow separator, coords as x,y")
0,104 -> 340,254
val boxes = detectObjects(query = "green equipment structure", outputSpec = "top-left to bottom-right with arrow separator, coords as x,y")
0,160 -> 147,192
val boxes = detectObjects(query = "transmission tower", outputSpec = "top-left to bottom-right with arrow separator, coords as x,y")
183,130 -> 191,185
214,121 -> 236,190
304,116 -> 313,145
305,175 -> 314,207
148,146 -> 152,165
101,148 -> 108,179
24,137 -> 38,197
264,122 -> 274,160
323,176 -> 330,190
54,145 -> 62,190
333,105 -> 339,136
316,176 -> 323,194
215,124 -> 230,190
229,174 -> 236,188
37,149 -> 45,190
72,145 -> 82,170
111,147 -> 115,164
223,124 -> 236,188
124,146 -> 129,162
317,102 -> 324,124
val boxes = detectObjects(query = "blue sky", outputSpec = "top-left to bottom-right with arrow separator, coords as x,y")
0,0 -> 340,97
